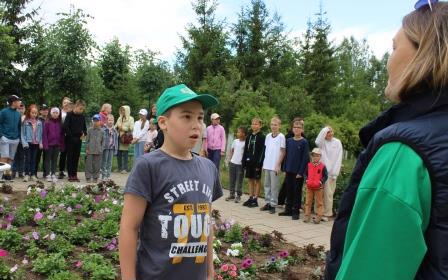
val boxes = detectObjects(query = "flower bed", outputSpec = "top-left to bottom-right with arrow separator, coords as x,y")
0,182 -> 325,279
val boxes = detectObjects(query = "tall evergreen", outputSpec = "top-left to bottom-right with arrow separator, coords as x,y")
175,0 -> 230,87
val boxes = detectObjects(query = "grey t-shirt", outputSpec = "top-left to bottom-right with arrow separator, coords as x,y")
124,149 -> 223,280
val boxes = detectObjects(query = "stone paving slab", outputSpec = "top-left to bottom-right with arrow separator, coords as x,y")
4,172 -> 332,249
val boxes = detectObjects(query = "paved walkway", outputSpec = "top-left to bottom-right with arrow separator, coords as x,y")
6,172 -> 332,249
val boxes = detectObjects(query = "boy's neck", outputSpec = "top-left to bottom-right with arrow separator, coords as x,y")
293,135 -> 303,140
161,140 -> 192,160
238,137 -> 245,141
271,131 -> 279,137
252,130 -> 260,135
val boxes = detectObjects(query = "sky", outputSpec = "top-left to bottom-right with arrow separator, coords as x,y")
28,0 -> 414,63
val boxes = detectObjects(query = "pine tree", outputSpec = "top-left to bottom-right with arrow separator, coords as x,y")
175,0 -> 230,87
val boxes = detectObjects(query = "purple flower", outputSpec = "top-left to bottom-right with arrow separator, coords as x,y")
32,231 -> 39,240
111,238 -> 117,244
94,195 -> 102,203
4,213 -> 14,223
74,261 -> 83,268
66,207 -> 72,213
34,212 -> 44,221
270,256 -> 276,262
23,235 -> 30,241
40,190 -> 47,198
75,204 -> 82,209
0,207 -> 4,213
106,243 -> 116,251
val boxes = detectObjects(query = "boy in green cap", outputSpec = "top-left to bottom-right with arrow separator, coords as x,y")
119,84 -> 223,280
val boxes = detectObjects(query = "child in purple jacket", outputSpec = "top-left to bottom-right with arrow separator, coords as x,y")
42,107 -> 64,182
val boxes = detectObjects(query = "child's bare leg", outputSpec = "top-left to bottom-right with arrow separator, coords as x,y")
254,179 -> 261,198
248,179 -> 254,196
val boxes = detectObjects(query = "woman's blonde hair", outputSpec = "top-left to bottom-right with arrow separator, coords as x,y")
398,2 -> 448,99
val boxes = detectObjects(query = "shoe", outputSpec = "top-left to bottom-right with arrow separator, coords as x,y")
260,204 -> 271,211
278,211 -> 292,216
32,176 -> 38,181
234,196 -> 241,203
303,216 -> 311,223
225,195 -> 235,201
269,207 -> 276,214
58,172 -> 65,179
313,217 -> 321,224
248,198 -> 258,208
23,176 -> 28,182
321,216 -> 329,222
46,175 -> 52,182
242,197 -> 252,207
120,170 -> 127,174
292,214 -> 300,220
51,174 -> 58,183
18,174 -> 24,179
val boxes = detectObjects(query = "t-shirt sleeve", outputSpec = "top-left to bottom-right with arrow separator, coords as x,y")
124,157 -> 153,203
280,134 -> 286,148
212,166 -> 223,202
336,142 -> 431,280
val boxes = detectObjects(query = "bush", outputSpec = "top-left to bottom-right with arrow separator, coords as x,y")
32,253 -> 67,275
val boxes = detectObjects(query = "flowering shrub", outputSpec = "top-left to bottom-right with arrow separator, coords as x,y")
214,263 -> 239,279
226,242 -> 244,258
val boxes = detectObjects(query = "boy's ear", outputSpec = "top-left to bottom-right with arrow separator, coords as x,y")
158,116 -> 167,131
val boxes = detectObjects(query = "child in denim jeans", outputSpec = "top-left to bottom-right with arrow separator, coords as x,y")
226,126 -> 246,203
101,114 -> 118,181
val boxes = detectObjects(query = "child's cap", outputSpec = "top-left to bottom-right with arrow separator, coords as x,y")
155,84 -> 218,118
50,107 -> 60,114
92,114 -> 101,121
311,148 -> 322,155
211,113 -> 220,120
139,109 -> 148,116
40,104 -> 49,110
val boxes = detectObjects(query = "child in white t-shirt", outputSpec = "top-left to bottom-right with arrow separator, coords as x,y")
261,116 -> 286,214
225,126 -> 247,203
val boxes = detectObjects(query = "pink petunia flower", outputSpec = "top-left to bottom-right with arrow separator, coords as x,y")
221,264 -> 229,272
75,261 -> 83,268
34,212 -> 44,221
66,206 -> 73,213
229,264 -> 237,271
0,249 -> 8,257
279,250 -> 289,258
40,190 -> 47,198
75,204 -> 82,209
228,270 -> 237,277
32,231 -> 39,240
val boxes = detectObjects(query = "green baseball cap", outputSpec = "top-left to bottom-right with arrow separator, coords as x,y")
155,84 -> 218,118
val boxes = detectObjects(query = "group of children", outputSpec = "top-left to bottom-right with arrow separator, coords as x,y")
226,117 -> 328,223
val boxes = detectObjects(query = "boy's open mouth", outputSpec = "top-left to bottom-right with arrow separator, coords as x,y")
190,134 -> 199,139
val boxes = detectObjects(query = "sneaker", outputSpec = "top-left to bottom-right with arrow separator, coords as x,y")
278,210 -> 292,216
292,214 -> 300,220
58,172 -> 65,179
46,175 -> 52,182
248,198 -> 258,208
225,195 -> 236,202
260,204 -> 271,211
242,197 -> 252,207
269,207 -> 276,214
120,170 -> 127,174
23,176 -> 28,182
321,216 -> 329,222
313,217 -> 321,224
51,175 -> 58,183
234,196 -> 241,203
303,216 -> 311,223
